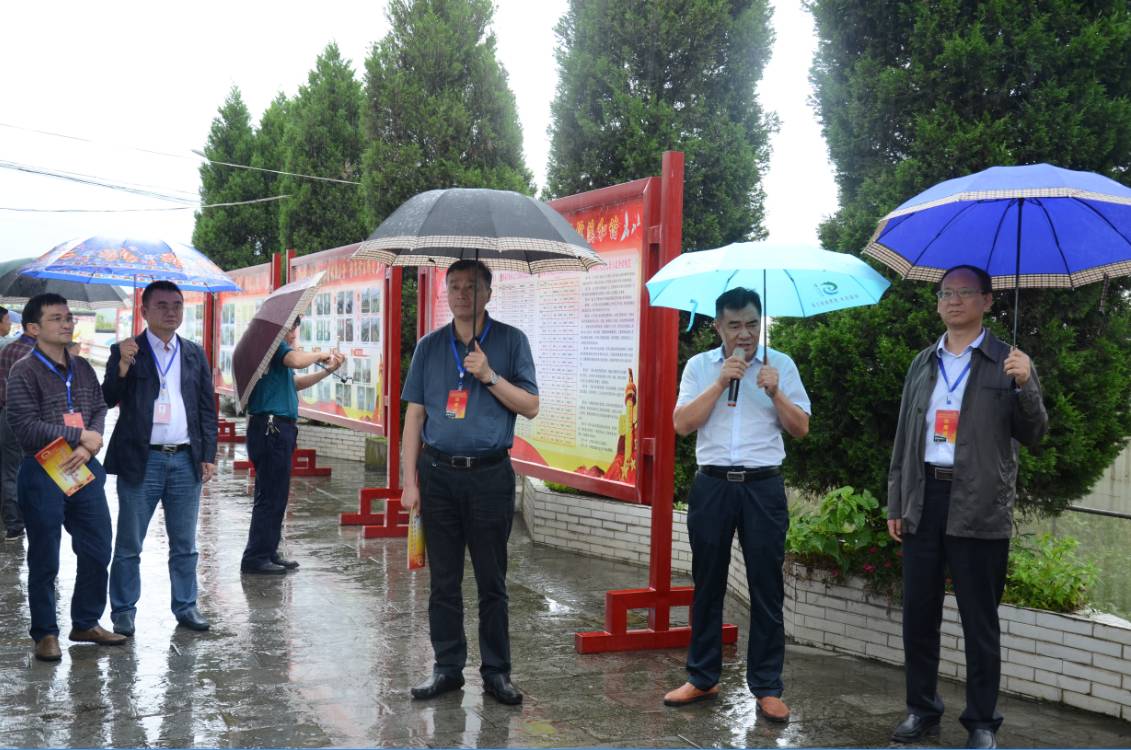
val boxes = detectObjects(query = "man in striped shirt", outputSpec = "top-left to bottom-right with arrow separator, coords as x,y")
6,293 -> 127,662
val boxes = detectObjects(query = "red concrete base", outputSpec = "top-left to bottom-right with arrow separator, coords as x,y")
340,488 -> 409,538
232,449 -> 331,478
574,585 -> 739,653
217,420 -> 245,444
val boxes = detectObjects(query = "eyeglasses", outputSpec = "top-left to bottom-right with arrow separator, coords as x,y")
935,288 -> 984,301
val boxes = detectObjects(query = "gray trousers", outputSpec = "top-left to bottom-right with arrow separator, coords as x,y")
0,408 -> 24,534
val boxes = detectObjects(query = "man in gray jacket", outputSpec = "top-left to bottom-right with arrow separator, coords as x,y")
886,265 -> 1047,750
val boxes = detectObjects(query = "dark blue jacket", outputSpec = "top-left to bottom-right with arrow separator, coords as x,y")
102,330 -> 218,484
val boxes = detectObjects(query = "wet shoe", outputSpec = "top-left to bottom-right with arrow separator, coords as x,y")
271,556 -> 300,570
663,682 -> 719,707
891,713 -> 941,743
241,561 -> 287,575
967,729 -> 997,749
483,674 -> 523,705
411,672 -> 464,699
756,695 -> 791,723
68,625 -> 127,646
175,606 -> 210,631
34,635 -> 61,662
111,612 -> 135,637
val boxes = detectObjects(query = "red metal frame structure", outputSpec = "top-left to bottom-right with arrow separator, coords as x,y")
572,152 -> 737,653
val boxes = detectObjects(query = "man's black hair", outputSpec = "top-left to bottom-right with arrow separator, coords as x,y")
0,306 -> 8,319
23,293 -> 68,326
940,265 -> 993,294
447,259 -> 493,289
715,287 -> 762,318
142,280 -> 184,306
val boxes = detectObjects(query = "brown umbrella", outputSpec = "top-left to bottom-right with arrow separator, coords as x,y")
233,271 -> 326,412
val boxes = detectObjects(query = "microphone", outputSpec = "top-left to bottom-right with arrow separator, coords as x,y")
726,347 -> 745,407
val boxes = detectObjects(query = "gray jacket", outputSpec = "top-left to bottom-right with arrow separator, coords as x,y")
887,330 -> 1048,539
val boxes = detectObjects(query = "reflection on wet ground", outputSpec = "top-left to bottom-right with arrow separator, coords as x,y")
2,437 -> 1129,747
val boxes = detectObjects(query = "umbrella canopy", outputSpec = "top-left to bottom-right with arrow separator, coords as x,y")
232,272 -> 324,412
646,242 -> 891,320
21,236 -> 240,292
0,267 -> 128,310
865,163 -> 1131,289
353,188 -> 604,273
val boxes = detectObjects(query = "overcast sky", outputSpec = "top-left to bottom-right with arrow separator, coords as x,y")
0,0 -> 838,264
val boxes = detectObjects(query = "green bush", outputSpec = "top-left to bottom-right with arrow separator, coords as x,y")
786,485 -> 901,594
1004,534 -> 1097,614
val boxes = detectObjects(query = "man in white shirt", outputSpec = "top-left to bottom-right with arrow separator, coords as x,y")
102,281 -> 218,636
663,287 -> 811,723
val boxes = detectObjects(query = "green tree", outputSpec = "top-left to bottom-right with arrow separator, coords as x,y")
774,0 -> 1131,514
249,93 -> 289,258
360,0 -> 533,224
192,87 -> 267,269
545,0 -> 775,251
279,43 -> 367,254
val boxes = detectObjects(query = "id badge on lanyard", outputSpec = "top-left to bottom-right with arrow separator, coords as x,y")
152,338 -> 180,425
34,349 -> 82,429
446,320 -> 492,420
933,355 -> 971,445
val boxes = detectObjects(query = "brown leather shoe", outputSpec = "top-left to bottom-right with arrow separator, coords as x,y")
34,635 -> 62,662
68,625 -> 127,646
663,681 -> 719,707
756,695 -> 791,723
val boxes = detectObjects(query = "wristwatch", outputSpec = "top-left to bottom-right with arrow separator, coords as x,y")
486,370 -> 499,387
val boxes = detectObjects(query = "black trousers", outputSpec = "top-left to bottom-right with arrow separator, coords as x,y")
901,475 -> 1010,732
417,453 -> 515,679
685,471 -> 789,696
242,414 -> 297,568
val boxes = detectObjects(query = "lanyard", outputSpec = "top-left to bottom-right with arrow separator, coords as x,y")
937,354 -> 972,405
448,318 -> 493,389
149,336 -> 180,390
33,349 -> 74,412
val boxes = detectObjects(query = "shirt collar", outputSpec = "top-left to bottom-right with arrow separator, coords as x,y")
709,344 -> 768,363
936,328 -> 985,358
146,329 -> 178,353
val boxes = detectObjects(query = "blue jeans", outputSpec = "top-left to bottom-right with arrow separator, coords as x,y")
110,449 -> 202,617
17,456 -> 111,641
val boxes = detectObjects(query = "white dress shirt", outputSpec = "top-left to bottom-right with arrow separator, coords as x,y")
923,329 -> 985,466
676,345 -> 811,468
147,330 -> 191,446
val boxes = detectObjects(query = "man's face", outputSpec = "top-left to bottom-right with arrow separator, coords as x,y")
142,289 -> 184,333
28,304 -> 74,347
286,324 -> 299,347
446,268 -> 491,320
936,269 -> 992,328
714,304 -> 761,357
0,313 -> 10,337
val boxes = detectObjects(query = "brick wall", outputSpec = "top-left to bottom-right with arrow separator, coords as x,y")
520,476 -> 1131,721
294,424 -> 372,463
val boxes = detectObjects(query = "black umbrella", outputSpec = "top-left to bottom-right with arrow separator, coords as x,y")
0,266 -> 128,310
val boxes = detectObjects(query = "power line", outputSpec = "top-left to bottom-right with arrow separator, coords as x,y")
0,160 -> 198,203
0,195 -> 290,213
193,151 -> 361,185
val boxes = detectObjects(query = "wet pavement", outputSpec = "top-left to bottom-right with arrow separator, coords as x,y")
2,436 -> 1130,748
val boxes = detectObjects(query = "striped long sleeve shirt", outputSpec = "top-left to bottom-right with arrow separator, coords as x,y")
6,348 -> 107,456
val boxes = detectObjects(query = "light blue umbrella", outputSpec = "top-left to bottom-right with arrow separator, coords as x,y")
646,242 -> 891,354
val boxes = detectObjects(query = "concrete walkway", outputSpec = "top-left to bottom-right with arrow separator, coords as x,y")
1,439 -> 1129,748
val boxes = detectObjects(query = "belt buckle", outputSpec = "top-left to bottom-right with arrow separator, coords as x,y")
161,445 -> 177,454
725,470 -> 745,482
452,456 -> 473,469
933,466 -> 953,481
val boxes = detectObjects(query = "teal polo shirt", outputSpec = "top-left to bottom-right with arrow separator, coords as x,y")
248,341 -> 298,419
402,316 -> 537,455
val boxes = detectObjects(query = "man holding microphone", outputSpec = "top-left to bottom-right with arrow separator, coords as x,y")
663,288 -> 810,722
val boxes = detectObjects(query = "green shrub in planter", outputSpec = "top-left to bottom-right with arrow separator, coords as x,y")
1004,534 -> 1097,614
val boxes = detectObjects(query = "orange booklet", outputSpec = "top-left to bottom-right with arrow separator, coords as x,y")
35,437 -> 95,496
407,504 -> 427,570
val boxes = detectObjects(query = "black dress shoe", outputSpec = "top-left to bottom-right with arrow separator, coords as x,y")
891,713 -> 941,743
411,672 -> 465,699
967,729 -> 997,749
271,556 -> 300,570
241,561 -> 287,575
483,674 -> 523,705
176,606 -> 210,631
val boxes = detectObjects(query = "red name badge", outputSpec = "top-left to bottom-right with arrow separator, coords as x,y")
445,389 -> 468,420
63,411 -> 85,429
933,409 -> 959,444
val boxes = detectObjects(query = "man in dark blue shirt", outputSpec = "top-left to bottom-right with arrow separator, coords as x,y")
402,259 -> 538,706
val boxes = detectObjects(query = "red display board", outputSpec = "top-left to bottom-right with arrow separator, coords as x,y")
214,262 -> 273,396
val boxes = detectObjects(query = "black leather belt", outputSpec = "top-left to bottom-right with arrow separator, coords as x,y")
699,465 -> 781,482
926,463 -> 954,481
249,413 -> 296,424
150,444 -> 190,453
423,444 -> 508,470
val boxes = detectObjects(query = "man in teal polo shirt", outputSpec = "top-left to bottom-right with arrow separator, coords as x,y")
240,317 -> 343,574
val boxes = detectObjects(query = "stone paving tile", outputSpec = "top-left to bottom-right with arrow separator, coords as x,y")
2,425 -> 1130,748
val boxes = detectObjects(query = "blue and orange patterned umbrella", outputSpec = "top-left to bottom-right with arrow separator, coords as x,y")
21,236 -> 239,292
